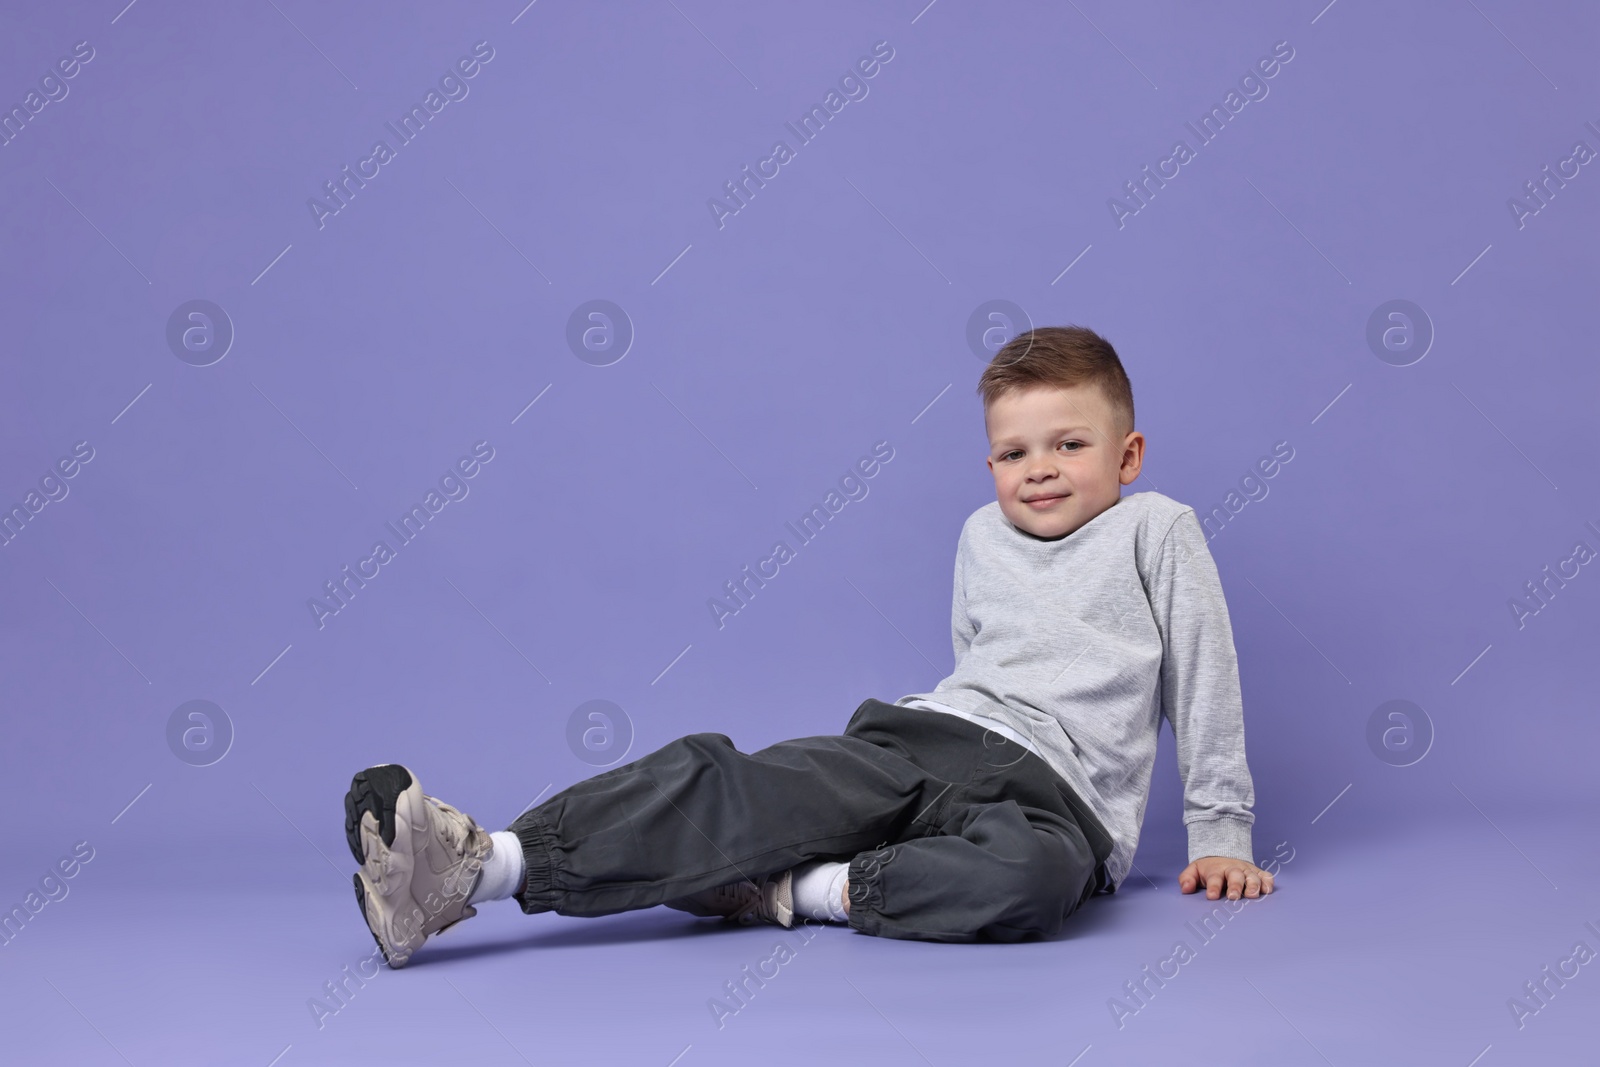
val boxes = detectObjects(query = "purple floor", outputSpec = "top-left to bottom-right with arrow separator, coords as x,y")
7,808 -> 1594,1064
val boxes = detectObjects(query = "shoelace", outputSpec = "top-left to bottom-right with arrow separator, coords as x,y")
422,795 -> 486,890
425,795 -> 474,853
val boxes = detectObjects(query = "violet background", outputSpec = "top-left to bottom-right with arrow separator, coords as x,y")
2,1 -> 1597,1064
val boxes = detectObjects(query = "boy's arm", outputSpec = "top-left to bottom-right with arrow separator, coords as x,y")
951,526 -> 976,662
1148,509 -> 1256,867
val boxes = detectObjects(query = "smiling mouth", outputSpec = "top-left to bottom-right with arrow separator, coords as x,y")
1024,493 -> 1069,506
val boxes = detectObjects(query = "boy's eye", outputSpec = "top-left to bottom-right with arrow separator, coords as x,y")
1000,442 -> 1079,461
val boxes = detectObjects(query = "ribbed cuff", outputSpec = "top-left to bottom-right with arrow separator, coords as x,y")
843,846 -> 896,935
508,809 -> 558,915
1186,815 -> 1255,867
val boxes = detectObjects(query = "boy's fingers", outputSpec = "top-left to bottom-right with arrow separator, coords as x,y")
1242,867 -> 1278,897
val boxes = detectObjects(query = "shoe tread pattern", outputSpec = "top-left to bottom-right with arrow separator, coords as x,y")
351,873 -> 393,966
343,764 -> 413,866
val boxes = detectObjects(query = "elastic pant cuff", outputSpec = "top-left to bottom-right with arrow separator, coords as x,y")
507,809 -> 558,915
843,846 -> 895,935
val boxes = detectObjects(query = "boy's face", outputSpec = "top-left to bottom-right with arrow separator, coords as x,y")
984,382 -> 1145,540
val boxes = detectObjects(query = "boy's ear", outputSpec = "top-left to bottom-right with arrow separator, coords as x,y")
1119,432 -> 1146,485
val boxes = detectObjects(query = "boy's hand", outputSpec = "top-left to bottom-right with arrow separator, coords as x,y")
1178,856 -> 1274,900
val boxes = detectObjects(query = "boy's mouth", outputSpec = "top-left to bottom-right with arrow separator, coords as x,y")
1024,492 -> 1069,509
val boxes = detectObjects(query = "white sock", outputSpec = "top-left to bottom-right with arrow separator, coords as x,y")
467,831 -> 525,905
790,859 -> 850,923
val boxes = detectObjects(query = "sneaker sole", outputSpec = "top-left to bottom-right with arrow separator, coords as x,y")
344,763 -> 416,867
352,871 -> 397,968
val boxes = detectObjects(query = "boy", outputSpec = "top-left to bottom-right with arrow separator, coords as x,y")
343,325 -> 1273,968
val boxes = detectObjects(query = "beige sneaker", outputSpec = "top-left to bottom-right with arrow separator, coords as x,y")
343,764 -> 492,968
663,869 -> 796,928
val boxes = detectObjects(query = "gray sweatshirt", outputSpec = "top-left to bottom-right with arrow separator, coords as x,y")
894,490 -> 1256,892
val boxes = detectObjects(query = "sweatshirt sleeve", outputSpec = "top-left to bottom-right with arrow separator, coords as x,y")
951,524 -> 977,664
1147,509 -> 1256,866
